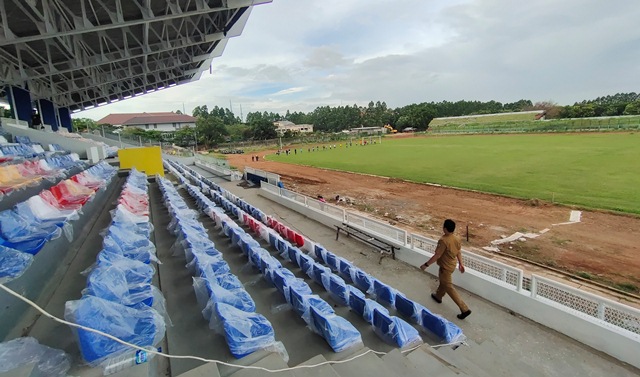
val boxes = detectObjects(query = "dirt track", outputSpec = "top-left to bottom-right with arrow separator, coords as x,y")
227,148 -> 640,296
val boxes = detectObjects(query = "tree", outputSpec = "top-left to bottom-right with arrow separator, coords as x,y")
250,118 -> 277,140
623,100 -> 640,115
196,116 -> 228,148
71,118 -> 97,132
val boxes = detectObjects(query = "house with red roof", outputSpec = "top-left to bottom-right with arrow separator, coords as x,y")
97,112 -> 196,132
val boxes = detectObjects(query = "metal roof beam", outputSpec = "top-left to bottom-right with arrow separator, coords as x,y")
0,0 -> 236,46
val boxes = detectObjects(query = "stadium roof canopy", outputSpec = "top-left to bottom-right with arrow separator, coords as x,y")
0,0 -> 270,112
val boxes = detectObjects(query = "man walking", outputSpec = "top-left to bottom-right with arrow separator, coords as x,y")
420,219 -> 472,319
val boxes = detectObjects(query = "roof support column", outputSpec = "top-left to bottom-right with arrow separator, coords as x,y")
57,107 -> 72,132
38,99 -> 59,131
5,86 -> 33,126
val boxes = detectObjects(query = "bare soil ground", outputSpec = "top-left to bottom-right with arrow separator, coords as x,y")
227,150 -> 640,298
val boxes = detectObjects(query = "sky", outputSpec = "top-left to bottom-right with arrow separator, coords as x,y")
78,0 -> 640,121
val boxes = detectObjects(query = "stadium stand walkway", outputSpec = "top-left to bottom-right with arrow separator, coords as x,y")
1,153 -> 637,377
163,155 -> 639,377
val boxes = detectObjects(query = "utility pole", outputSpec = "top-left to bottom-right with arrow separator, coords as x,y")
240,104 -> 243,122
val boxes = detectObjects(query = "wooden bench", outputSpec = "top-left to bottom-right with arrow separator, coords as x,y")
335,223 -> 397,263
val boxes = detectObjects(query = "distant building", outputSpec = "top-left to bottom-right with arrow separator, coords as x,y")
97,112 -> 197,132
273,120 -> 314,135
349,126 -> 387,135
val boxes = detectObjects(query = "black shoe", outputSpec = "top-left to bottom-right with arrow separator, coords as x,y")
431,293 -> 442,304
457,310 -> 472,320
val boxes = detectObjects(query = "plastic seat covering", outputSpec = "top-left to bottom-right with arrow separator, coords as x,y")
270,268 -> 296,295
85,265 -> 154,308
321,273 -> 350,306
50,179 -> 94,206
373,279 -> 397,306
372,309 -> 422,348
350,268 -> 373,294
215,303 -> 277,358
0,245 -> 33,283
337,259 -> 354,283
64,296 -> 165,364
308,306 -> 362,353
420,308 -> 465,343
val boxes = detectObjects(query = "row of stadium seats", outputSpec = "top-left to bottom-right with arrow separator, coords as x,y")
0,154 -> 83,196
164,161 -> 363,353
165,159 -> 465,346
64,169 -> 167,367
0,161 -> 118,286
157,175 -> 284,359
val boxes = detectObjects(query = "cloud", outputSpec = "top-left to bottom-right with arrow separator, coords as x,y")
77,0 -> 640,120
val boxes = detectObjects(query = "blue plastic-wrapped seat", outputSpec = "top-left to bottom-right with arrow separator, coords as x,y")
286,245 -> 301,265
351,268 -> 373,294
309,306 -> 362,353
268,232 -> 278,249
372,309 -> 422,348
321,273 -> 350,306
283,278 -> 312,305
64,296 -> 165,364
248,246 -> 270,271
297,253 -> 313,272
271,268 -> 296,295
394,293 -> 426,323
207,281 -> 256,313
314,245 -> 326,261
0,245 -> 33,283
289,288 -> 334,319
324,252 -> 338,271
307,263 -> 330,285
337,258 -> 354,283
373,279 -> 397,306
85,265 -> 153,308
0,210 -> 61,246
211,273 -> 244,291
420,308 -> 465,343
363,298 -> 389,325
216,303 -> 277,358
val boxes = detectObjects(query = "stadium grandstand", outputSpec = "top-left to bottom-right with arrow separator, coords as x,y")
0,1 -> 639,377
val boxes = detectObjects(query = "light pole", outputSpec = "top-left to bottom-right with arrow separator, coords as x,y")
193,129 -> 198,154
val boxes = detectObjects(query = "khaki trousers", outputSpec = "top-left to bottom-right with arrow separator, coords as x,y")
435,268 -> 469,312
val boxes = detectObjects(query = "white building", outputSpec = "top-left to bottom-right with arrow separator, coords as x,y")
273,120 -> 314,135
97,112 -> 196,132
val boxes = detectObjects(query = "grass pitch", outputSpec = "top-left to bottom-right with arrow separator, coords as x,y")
268,133 -> 640,214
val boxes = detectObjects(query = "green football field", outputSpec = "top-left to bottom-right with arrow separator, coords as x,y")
268,133 -> 640,214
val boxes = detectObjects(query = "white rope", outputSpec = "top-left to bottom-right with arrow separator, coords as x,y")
0,283 -> 461,373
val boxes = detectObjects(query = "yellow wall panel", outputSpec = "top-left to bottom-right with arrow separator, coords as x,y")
118,146 -> 164,177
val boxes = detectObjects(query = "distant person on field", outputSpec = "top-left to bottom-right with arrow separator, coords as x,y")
420,219 -> 472,320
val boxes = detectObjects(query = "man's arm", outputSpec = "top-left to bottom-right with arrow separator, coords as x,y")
420,240 -> 445,270
456,252 -> 465,273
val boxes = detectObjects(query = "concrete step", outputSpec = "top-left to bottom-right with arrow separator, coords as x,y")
405,346 -> 460,377
437,339 -> 546,377
380,349 -> 424,377
292,354 -> 340,377
227,352 -> 293,377
174,362 -> 221,377
427,344 -> 490,377
218,349 -> 276,377
330,348 -> 400,377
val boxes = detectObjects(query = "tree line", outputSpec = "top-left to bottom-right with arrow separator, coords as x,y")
70,92 -> 640,148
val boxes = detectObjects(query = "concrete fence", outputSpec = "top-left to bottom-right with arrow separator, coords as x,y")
259,181 -> 640,369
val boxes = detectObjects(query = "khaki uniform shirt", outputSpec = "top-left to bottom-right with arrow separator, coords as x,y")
436,233 -> 461,272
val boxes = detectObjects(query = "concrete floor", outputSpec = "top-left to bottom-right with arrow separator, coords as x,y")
177,160 -> 639,377
6,155 -> 638,377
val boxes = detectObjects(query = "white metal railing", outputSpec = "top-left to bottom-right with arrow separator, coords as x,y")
260,181 -> 640,338
532,275 -> 640,336
345,212 -> 408,245
195,160 -> 242,181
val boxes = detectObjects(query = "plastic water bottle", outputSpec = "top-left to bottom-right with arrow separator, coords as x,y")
102,347 -> 159,375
